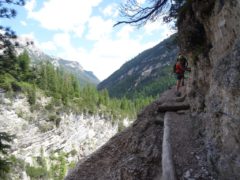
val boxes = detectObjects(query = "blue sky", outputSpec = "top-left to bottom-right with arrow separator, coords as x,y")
2,0 -> 175,80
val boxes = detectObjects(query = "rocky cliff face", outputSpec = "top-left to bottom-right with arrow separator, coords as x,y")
0,91 -> 118,179
179,0 -> 240,178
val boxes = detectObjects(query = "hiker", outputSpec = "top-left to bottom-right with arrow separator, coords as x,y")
174,52 -> 190,96
177,53 -> 188,86
174,57 -> 185,96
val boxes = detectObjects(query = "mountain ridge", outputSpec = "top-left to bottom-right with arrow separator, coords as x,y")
16,40 -> 100,86
98,34 -> 178,98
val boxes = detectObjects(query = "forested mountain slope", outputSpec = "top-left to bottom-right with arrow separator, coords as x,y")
98,34 -> 179,98
18,44 -> 100,86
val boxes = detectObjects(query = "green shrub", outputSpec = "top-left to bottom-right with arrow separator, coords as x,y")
16,110 -> 24,118
38,123 -> 54,133
52,98 -> 62,107
30,103 -> 41,112
27,85 -> 36,105
69,149 -> 77,156
55,117 -> 61,128
9,155 -> 25,170
0,74 -> 16,91
48,114 -> 57,122
118,120 -> 125,132
26,165 -> 48,179
47,114 -> 61,128
17,82 -> 31,91
13,82 -> 37,105
68,161 -> 76,170
11,81 -> 22,92
49,152 -> 68,180
45,101 -> 55,111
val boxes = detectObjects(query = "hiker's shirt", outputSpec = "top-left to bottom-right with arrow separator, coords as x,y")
176,63 -> 185,75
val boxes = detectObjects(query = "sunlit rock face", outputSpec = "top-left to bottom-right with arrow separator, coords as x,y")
0,91 -> 118,178
179,0 -> 240,178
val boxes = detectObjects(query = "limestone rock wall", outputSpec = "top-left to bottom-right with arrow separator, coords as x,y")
179,0 -> 240,178
0,92 -> 118,179
65,101 -> 164,180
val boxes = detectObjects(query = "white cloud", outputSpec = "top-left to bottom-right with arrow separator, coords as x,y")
137,0 -> 146,5
72,34 -> 157,80
50,32 -> 85,62
83,37 -> 157,80
25,0 -> 36,12
117,26 -> 134,39
86,16 -> 113,41
144,20 -> 176,40
27,0 -> 102,37
19,32 -> 36,42
72,25 -> 85,38
102,3 -> 119,17
18,33 -> 57,53
53,33 -> 72,49
144,20 -> 164,35
20,21 -> 27,26
40,41 -> 57,51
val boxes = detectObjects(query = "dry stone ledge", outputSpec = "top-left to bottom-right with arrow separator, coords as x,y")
158,102 -> 190,113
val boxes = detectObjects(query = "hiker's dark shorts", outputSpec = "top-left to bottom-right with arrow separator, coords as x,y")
175,73 -> 184,80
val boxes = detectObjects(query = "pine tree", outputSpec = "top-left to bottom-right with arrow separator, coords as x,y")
38,63 -> 48,91
17,50 -> 30,80
0,48 -> 18,76
0,132 -> 13,179
0,0 -> 27,71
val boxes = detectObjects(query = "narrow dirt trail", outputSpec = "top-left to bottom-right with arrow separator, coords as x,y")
167,111 -> 214,180
168,111 -> 201,179
159,86 -> 215,180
